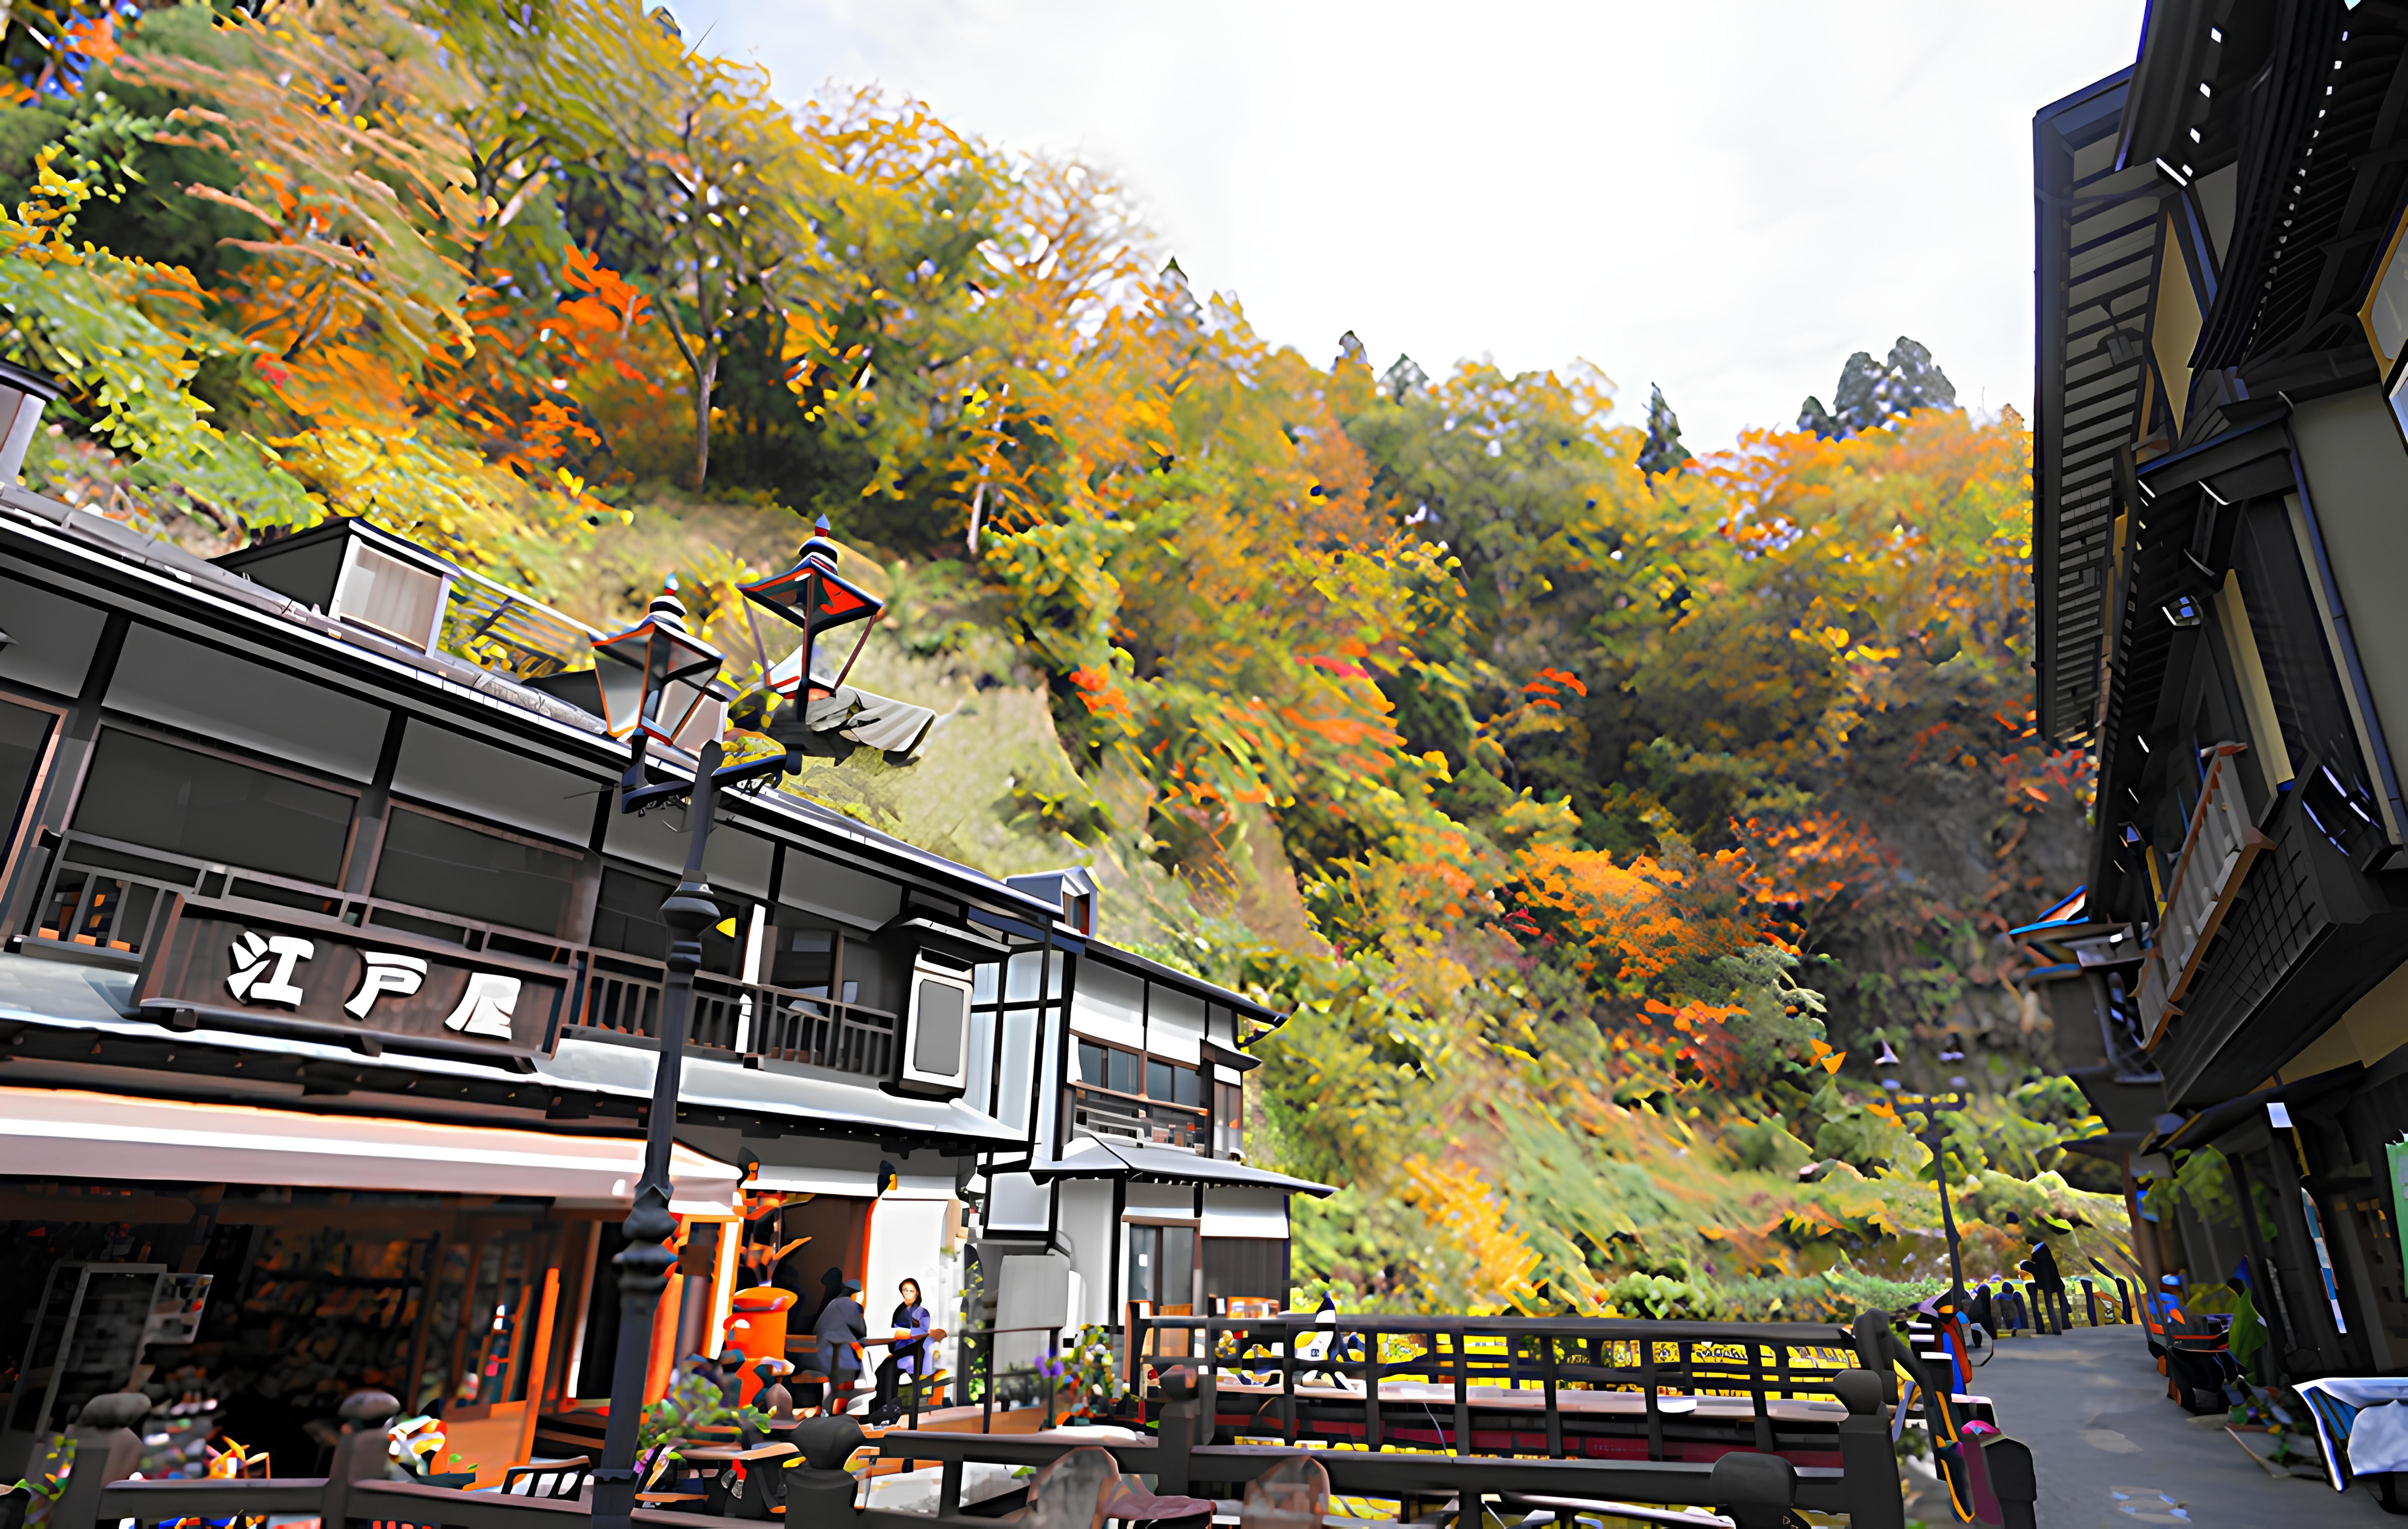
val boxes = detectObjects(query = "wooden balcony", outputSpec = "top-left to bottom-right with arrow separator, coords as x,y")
577,957 -> 898,1080
2138,744 -> 2273,1046
1068,1081 -> 1206,1149
20,828 -> 576,969
20,826 -> 903,1085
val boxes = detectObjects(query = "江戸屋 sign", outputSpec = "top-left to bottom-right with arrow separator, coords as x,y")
134,898 -> 566,1055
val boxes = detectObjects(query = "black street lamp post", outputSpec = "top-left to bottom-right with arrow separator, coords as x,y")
1902,1092 -> 1972,1306
1875,1041 -> 1973,1307
589,734 -> 734,1529
587,548 -> 886,1529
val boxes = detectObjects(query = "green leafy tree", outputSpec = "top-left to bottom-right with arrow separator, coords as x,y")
541,0 -> 815,488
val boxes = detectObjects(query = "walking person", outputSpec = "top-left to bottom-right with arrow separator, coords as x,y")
2027,1235 -> 2071,1334
812,1277 -> 869,1414
870,1277 -> 945,1423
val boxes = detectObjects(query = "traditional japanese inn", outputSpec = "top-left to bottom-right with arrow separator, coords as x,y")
2033,0 -> 2408,1396
0,445 -> 1322,1485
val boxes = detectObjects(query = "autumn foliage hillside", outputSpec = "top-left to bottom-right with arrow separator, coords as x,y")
0,0 -> 2131,1315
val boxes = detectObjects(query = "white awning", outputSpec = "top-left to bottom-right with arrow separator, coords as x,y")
1200,1185 -> 1290,1239
0,1086 -> 742,1213
1030,1137 -> 1334,1197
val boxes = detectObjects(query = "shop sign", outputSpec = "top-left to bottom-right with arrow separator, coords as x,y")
134,898 -> 565,1054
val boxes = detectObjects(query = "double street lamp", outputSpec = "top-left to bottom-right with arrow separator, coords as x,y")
588,531 -> 882,1529
1875,1042 -> 1973,1308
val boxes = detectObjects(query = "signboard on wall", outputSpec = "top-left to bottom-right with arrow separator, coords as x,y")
133,895 -> 565,1057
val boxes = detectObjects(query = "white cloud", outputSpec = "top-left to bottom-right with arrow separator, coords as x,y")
667,0 -> 2138,450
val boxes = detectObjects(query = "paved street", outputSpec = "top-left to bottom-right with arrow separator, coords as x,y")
1969,1323 -> 2391,1527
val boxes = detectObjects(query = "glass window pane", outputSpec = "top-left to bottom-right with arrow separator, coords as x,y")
73,728 -> 352,884
1164,1226 -> 1195,1303
772,916 -> 838,993
1174,1065 -> 1200,1107
1006,949 -> 1043,1002
372,810 -> 578,933
845,937 -> 896,1011
1146,1058 -> 1173,1101
974,961 -> 998,1004
338,543 -> 444,647
591,866 -> 674,959
0,699 -> 54,860
1079,1041 -> 1107,1085
1128,1225 -> 1157,1305
1109,1048 -> 1139,1095
594,867 -> 744,973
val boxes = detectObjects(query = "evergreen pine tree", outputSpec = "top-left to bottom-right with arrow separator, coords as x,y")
1796,337 -> 1957,439
1382,355 -> 1429,402
1872,335 -> 1956,420
1638,384 -> 1692,478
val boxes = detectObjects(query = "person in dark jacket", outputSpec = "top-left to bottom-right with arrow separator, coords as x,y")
811,1278 -> 868,1414
2027,1237 -> 2070,1333
870,1277 -> 945,1423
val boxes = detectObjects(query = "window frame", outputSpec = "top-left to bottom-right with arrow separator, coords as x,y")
367,799 -> 589,941
0,683 -> 67,896
1073,1038 -> 1201,1106
589,858 -> 753,978
1123,1217 -> 1200,1309
65,720 -> 365,887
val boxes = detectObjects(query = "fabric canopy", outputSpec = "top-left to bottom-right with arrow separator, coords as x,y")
0,1086 -> 741,1212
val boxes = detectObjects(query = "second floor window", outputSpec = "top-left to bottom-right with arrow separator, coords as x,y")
1080,1039 -> 1138,1094
1077,1040 -> 1201,1105
591,866 -> 743,975
1215,1081 -> 1244,1157
0,697 -> 54,865
767,915 -> 894,1010
371,809 -> 580,935
73,728 -> 353,885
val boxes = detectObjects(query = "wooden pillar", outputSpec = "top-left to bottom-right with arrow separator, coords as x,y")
644,1269 -> 685,1404
514,1266 -> 562,1467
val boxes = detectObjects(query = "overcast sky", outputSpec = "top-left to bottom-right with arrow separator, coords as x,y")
663,1 -> 2140,452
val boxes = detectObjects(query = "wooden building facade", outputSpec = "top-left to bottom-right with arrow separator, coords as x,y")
2035,0 -> 2408,1380
0,482 -> 1309,1477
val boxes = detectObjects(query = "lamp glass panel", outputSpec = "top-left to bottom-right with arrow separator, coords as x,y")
592,617 -> 721,740
594,655 -> 646,738
655,677 -> 711,744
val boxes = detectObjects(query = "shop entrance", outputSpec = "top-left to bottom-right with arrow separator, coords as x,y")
763,1194 -> 873,1340
0,1184 -> 585,1486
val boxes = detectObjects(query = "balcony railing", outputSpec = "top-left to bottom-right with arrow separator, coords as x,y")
19,829 -> 573,967
1068,1081 -> 1206,1149
2137,743 -> 2272,1046
16,828 -> 901,1083
576,956 -> 898,1080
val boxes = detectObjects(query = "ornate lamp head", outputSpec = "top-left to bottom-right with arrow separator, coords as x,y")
593,587 -> 724,743
738,517 -> 884,702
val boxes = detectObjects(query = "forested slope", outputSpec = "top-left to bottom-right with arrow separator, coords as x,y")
0,0 -> 2128,1315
